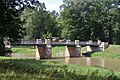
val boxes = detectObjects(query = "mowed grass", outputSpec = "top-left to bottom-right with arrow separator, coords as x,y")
0,58 -> 120,80
92,45 -> 120,59
52,46 -> 65,57
11,46 -> 36,54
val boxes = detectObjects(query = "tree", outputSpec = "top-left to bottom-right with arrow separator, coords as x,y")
21,7 -> 60,39
45,10 -> 60,38
59,0 -> 120,44
59,0 -> 93,40
91,0 -> 120,44
0,0 -> 40,56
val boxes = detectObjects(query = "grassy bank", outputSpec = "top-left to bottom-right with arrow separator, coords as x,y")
0,57 -> 120,80
92,45 -> 120,59
11,46 -> 36,54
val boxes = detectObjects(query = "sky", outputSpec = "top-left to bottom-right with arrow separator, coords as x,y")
38,0 -> 63,12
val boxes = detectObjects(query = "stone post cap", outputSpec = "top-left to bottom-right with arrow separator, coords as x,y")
66,40 -> 71,44
45,39 -> 47,44
75,40 -> 81,47
75,40 -> 79,44
97,40 -> 101,45
36,39 -> 42,44
45,39 -> 51,47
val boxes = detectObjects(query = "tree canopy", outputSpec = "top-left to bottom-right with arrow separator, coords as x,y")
59,0 -> 120,44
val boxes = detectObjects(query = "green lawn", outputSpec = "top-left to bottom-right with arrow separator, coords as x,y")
11,46 -> 36,54
92,45 -> 120,59
0,58 -> 120,80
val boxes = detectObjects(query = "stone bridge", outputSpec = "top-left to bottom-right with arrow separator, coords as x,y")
14,39 -> 109,60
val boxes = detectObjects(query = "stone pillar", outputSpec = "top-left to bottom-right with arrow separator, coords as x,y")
101,42 -> 105,51
36,39 -> 45,60
65,40 -> 81,57
99,42 -> 109,51
65,40 -> 71,57
98,40 -> 104,51
36,39 -> 52,60
98,41 -> 105,51
36,46 -> 46,60
45,39 -> 52,58
75,40 -> 81,56
97,40 -> 101,45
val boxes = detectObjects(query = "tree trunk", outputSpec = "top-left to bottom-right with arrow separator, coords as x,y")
108,25 -> 113,44
0,37 -> 5,56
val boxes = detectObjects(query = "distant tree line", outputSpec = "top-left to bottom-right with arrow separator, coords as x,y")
1,0 -> 120,56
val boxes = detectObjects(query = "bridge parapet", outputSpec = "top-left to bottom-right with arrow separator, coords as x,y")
86,40 -> 98,45
19,39 -> 99,46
